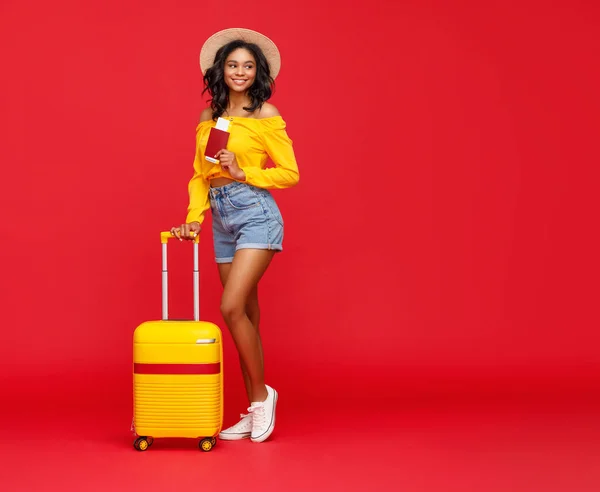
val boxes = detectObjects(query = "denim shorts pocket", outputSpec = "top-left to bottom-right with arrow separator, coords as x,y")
262,195 -> 284,227
225,189 -> 260,210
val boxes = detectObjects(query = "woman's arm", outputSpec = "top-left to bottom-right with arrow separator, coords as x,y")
241,104 -> 300,189
185,108 -> 213,225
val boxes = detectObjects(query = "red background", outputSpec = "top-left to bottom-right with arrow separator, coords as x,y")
1,1 -> 599,490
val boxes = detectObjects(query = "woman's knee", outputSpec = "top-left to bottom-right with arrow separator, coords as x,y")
220,296 -> 246,324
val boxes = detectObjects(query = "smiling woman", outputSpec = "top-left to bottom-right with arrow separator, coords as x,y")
170,28 -> 299,446
202,38 -> 276,120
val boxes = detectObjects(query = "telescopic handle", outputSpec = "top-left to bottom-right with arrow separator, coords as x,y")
160,231 -> 200,322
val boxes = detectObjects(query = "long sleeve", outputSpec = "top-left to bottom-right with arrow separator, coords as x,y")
185,149 -> 211,225
241,124 -> 300,189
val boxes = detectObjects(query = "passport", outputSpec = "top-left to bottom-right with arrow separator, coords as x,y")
204,117 -> 231,164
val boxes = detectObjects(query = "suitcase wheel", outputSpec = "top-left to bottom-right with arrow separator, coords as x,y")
199,438 -> 214,452
134,437 -> 151,451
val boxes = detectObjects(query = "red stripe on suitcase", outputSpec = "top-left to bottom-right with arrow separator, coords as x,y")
134,363 -> 221,375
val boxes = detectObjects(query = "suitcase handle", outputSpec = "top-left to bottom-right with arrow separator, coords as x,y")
160,231 -> 199,244
160,231 -> 200,322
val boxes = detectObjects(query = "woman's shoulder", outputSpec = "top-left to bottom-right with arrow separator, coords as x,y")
195,108 -> 215,133
199,107 -> 214,123
256,103 -> 281,119
252,104 -> 286,134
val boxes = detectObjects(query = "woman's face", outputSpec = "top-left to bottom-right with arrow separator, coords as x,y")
223,48 -> 257,93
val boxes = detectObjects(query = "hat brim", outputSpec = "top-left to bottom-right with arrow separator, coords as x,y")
199,28 -> 281,80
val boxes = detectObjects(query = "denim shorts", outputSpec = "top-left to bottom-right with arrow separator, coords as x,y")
209,181 -> 284,263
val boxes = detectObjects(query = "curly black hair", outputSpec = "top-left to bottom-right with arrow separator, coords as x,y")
202,40 -> 275,120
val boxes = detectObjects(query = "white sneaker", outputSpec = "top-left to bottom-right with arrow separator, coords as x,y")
218,413 -> 252,440
249,385 -> 278,443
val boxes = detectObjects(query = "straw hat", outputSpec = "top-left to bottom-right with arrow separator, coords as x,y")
199,28 -> 281,79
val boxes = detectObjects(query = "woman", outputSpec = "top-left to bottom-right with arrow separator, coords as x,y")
170,28 -> 299,443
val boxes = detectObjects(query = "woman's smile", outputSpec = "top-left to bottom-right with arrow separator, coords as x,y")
224,48 -> 257,92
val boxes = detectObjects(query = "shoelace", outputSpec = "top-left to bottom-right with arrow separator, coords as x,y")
248,403 -> 267,427
235,413 -> 251,428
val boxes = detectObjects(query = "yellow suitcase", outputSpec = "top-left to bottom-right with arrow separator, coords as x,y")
132,232 -> 223,452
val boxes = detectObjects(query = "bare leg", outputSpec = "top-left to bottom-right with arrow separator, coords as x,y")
218,250 -> 273,403
242,286 -> 263,403
218,264 -> 263,405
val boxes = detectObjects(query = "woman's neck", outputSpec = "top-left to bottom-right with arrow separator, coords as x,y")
227,91 -> 251,115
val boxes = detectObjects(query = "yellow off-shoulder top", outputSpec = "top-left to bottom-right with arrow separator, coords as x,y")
185,115 -> 300,225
